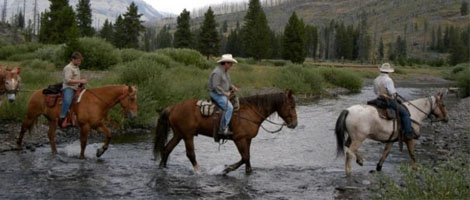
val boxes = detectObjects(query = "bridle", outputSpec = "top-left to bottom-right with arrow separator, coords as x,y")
398,94 -> 447,124
87,86 -> 136,115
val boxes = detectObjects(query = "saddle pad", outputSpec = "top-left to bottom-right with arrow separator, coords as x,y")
197,100 -> 216,116
76,89 -> 87,103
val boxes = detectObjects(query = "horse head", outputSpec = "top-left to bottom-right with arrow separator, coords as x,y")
119,85 -> 138,119
431,90 -> 449,123
277,90 -> 298,129
1,67 -> 21,103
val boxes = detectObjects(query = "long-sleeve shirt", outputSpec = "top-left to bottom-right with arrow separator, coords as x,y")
373,73 -> 396,98
62,62 -> 81,90
208,65 -> 232,95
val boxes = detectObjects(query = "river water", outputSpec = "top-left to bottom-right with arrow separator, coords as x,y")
0,84 -> 457,199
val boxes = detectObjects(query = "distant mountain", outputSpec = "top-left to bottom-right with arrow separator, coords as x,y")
3,0 -> 163,28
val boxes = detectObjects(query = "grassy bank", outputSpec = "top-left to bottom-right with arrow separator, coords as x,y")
1,39 -> 366,126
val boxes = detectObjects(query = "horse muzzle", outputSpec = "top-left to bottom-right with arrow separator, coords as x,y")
287,121 -> 297,129
7,94 -> 15,103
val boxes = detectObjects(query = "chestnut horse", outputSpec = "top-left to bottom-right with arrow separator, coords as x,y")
0,66 -> 21,103
335,92 -> 449,175
154,91 -> 298,174
17,85 -> 138,159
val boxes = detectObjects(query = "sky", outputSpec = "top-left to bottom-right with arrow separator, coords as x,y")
143,0 -> 246,14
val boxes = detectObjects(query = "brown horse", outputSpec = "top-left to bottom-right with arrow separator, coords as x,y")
17,85 -> 138,159
154,91 -> 298,174
0,66 -> 21,103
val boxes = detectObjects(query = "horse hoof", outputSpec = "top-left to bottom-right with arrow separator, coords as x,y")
376,164 -> 382,171
245,169 -> 253,175
96,148 -> 104,157
356,160 -> 363,166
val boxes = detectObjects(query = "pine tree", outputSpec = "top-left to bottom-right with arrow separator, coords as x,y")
240,0 -> 272,60
17,11 -> 25,29
305,25 -> 318,58
378,37 -> 384,61
358,15 -> 371,62
39,0 -> 79,44
122,2 -> 144,48
113,15 -> 126,48
1,0 -> 7,23
156,25 -> 173,49
437,26 -> 444,52
76,0 -> 94,37
282,12 -> 306,63
269,31 -> 282,59
174,9 -> 193,48
226,22 -> 242,57
197,7 -> 220,58
221,20 -> 228,33
99,19 -> 113,43
461,1 -> 469,16
448,27 -> 466,65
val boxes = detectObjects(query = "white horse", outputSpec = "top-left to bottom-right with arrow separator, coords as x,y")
335,92 -> 449,175
0,66 -> 21,104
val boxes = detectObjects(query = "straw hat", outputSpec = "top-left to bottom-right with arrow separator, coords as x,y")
217,54 -> 238,63
379,63 -> 394,73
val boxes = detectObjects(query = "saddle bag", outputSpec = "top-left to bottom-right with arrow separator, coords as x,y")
45,94 -> 60,107
42,82 -> 63,95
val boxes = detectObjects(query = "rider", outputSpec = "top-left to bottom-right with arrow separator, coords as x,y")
373,63 -> 414,140
208,54 -> 239,136
58,52 -> 87,128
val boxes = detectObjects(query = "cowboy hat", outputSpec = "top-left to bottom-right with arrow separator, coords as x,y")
379,63 -> 394,73
217,54 -> 238,63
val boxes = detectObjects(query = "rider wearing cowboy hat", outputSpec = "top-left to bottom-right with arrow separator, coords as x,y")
208,54 -> 239,137
373,63 -> 414,140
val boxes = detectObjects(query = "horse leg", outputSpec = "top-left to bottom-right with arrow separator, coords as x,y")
160,134 -> 182,168
405,139 -> 417,170
79,124 -> 90,159
183,136 -> 199,172
96,124 -> 111,158
223,138 -> 249,175
17,117 -> 36,149
376,143 -> 393,171
245,139 -> 252,174
345,140 -> 363,176
47,120 -> 58,154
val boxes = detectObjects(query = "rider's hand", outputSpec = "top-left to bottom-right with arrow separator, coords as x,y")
225,92 -> 232,97
81,79 -> 87,84
232,86 -> 239,92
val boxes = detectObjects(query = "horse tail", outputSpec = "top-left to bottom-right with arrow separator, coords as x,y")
153,106 -> 172,160
335,109 -> 349,158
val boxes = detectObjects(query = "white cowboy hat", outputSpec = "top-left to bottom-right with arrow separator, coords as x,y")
379,63 -> 394,73
217,54 -> 238,63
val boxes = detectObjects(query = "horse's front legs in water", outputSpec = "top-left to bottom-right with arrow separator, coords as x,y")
96,124 -> 111,158
223,138 -> 250,175
405,139 -> 418,170
79,124 -> 90,159
47,120 -> 58,154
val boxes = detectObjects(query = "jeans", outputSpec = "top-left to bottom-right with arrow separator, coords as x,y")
387,99 -> 413,136
60,88 -> 75,118
210,91 -> 233,131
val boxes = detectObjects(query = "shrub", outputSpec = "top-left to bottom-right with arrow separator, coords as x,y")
20,59 -> 56,71
139,53 -> 178,68
0,43 -> 43,60
72,37 -> 120,70
34,44 -> 65,66
119,48 -> 145,63
274,65 -> 322,94
156,48 -> 212,69
6,52 -> 38,61
428,58 -> 446,67
318,67 -> 362,93
456,68 -> 470,97
273,60 -> 287,66
452,63 -> 470,74
237,63 -> 254,72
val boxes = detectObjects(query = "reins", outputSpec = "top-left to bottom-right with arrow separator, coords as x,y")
398,94 -> 442,123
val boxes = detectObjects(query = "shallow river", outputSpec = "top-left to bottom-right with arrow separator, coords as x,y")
0,84 -> 457,199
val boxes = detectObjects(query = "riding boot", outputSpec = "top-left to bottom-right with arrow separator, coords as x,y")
58,117 -> 65,128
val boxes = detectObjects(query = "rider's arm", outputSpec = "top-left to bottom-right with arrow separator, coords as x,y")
385,78 -> 397,98
211,73 -> 226,95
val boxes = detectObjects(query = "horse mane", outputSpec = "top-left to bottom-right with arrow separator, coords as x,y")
239,92 -> 286,108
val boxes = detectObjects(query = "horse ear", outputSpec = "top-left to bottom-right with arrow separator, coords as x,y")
128,85 -> 133,93
11,67 -> 20,75
287,90 -> 293,98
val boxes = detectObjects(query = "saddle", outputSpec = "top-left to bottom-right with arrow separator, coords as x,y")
42,83 -> 85,128
367,97 -> 396,120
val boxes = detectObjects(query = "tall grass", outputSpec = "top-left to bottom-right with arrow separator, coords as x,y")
274,65 -> 323,94
376,156 -> 470,199
317,67 -> 362,93
456,68 -> 470,97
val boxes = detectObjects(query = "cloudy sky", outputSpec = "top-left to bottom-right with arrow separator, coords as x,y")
143,0 -> 246,14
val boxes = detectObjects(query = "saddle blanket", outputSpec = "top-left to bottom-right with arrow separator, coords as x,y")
197,100 -> 216,116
